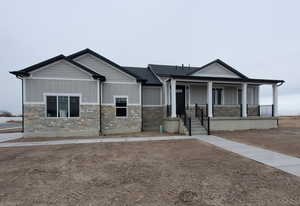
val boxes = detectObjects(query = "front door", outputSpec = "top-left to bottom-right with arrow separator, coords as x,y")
176,85 -> 185,115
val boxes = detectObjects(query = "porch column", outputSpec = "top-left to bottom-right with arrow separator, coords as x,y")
272,84 -> 278,117
171,79 -> 177,117
242,83 -> 247,117
207,81 -> 213,117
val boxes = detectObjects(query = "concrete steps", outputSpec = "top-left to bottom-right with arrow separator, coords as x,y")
190,118 -> 207,135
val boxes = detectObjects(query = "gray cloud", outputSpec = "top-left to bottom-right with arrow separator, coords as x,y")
1,0 -> 299,115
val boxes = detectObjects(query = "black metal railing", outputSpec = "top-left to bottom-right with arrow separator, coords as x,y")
195,104 -> 210,135
259,105 -> 274,117
179,110 -> 191,136
167,105 -> 171,117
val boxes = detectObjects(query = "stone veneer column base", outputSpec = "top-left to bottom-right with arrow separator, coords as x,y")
24,104 -> 100,138
142,106 -> 164,131
101,105 -> 142,134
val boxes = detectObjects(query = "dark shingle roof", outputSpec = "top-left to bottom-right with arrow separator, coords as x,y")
149,64 -> 200,76
123,66 -> 162,86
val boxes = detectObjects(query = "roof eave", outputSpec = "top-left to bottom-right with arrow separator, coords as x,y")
168,75 -> 284,84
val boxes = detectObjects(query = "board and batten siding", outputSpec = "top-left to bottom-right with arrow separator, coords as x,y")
142,86 -> 162,106
192,63 -> 240,78
102,83 -> 140,105
25,79 -> 98,103
190,85 -> 207,105
73,54 -> 136,83
31,60 -> 92,79
189,84 -> 259,105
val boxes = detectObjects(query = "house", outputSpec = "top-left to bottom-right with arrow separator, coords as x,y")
10,49 -> 284,137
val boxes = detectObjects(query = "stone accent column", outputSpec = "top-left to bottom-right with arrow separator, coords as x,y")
242,83 -> 248,117
272,84 -> 278,117
171,79 -> 177,118
207,81 -> 213,117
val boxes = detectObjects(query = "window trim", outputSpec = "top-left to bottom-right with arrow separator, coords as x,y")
114,96 -> 128,118
44,93 -> 81,118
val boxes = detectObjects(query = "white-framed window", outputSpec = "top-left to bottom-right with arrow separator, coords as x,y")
212,88 -> 223,105
46,95 -> 80,118
115,96 -> 128,117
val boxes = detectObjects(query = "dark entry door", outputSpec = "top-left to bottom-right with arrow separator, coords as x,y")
176,85 -> 185,115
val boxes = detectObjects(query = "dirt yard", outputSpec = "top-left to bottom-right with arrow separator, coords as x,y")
1,140 -> 300,205
6,132 -> 177,143
214,116 -> 300,158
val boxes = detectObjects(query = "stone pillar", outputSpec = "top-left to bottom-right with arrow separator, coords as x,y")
207,81 -> 213,117
242,83 -> 248,117
272,84 -> 278,117
171,79 -> 177,118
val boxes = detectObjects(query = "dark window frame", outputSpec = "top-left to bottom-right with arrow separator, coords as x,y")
46,95 -> 80,118
115,96 -> 128,118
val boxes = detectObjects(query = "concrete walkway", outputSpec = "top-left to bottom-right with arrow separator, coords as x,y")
197,135 -> 300,177
0,133 -> 23,143
1,133 -> 300,177
0,135 -> 194,148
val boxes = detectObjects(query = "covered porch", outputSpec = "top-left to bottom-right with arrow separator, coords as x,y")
165,76 -> 283,133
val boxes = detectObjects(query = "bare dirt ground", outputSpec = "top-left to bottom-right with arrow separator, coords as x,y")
6,132 -> 176,143
1,140 -> 300,206
214,116 -> 300,158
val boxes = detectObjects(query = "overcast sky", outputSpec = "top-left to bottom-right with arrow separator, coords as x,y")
1,0 -> 299,115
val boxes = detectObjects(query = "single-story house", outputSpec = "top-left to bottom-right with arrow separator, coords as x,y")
10,49 -> 284,137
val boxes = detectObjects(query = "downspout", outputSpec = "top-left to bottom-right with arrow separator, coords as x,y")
98,80 -> 102,135
141,83 -> 143,131
21,78 -> 24,133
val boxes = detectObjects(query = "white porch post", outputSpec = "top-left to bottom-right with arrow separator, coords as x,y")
242,83 -> 248,117
272,84 -> 278,117
171,79 -> 177,118
207,81 -> 213,117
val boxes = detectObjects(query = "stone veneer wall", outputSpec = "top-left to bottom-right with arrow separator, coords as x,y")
213,106 -> 241,117
142,106 -> 164,131
247,105 -> 259,116
24,104 -> 100,138
101,105 -> 142,134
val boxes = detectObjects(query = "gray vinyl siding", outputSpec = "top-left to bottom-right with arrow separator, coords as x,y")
74,54 -> 136,82
190,85 -> 207,105
25,79 -> 98,103
102,83 -> 140,104
247,86 -> 259,105
142,86 -> 161,105
192,63 -> 240,78
224,87 -> 237,105
31,60 -> 91,79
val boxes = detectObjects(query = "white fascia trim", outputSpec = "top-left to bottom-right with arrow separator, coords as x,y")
103,81 -> 138,85
175,79 -> 264,85
28,77 -> 96,81
30,60 -> 93,78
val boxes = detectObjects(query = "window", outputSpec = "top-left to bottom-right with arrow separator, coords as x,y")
115,97 -> 127,117
237,89 -> 242,104
212,88 -> 223,105
46,96 -> 80,118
